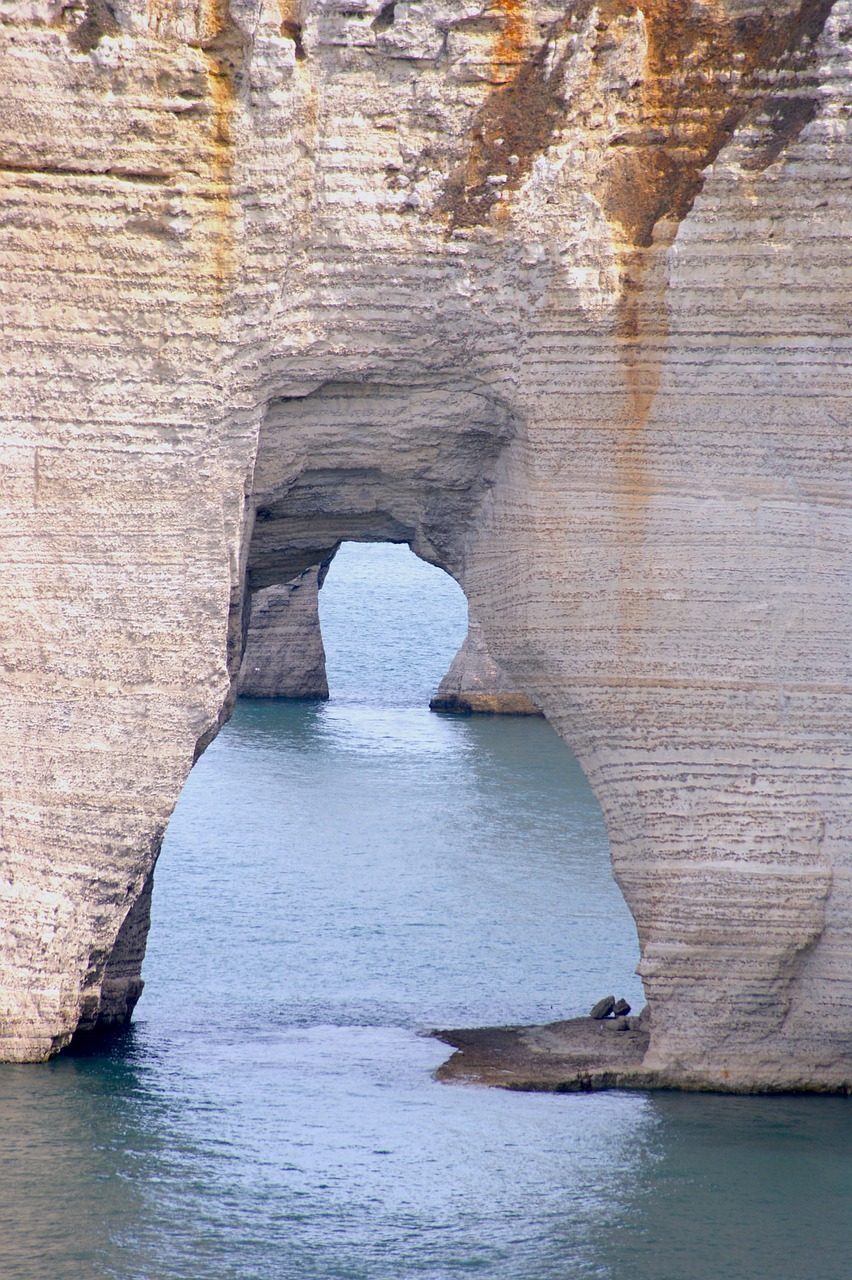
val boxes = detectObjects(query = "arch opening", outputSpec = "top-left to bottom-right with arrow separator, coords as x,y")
133,538 -> 643,1055
72,368 -> 653,1061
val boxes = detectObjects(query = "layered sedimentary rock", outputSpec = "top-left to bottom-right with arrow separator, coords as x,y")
241,567 -> 536,711
238,565 -> 330,698
431,616 -> 542,714
2,0 -> 851,1088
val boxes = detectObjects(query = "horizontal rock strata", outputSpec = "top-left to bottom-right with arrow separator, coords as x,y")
1,0 -> 851,1086
430,617 -> 543,715
237,565 -> 330,699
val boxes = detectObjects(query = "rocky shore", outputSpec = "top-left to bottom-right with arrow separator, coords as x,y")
434,1018 -> 652,1093
433,1016 -> 852,1095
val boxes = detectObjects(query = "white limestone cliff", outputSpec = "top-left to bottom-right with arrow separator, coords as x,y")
1,0 -> 851,1089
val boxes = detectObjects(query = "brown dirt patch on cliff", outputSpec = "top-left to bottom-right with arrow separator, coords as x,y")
439,0 -> 837,244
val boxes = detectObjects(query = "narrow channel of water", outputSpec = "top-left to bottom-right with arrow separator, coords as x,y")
0,543 -> 849,1280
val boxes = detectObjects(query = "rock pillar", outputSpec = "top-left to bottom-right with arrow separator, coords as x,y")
237,565 -> 330,699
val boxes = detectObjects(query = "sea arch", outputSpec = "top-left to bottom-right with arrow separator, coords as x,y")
1,0 -> 850,1090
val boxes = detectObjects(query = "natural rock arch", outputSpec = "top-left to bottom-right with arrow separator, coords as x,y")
2,0 -> 850,1088
237,555 -> 541,713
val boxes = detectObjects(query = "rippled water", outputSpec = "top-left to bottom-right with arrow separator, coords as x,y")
1,543 -> 850,1280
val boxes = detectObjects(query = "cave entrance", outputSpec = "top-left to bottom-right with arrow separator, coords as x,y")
139,539 -> 643,1044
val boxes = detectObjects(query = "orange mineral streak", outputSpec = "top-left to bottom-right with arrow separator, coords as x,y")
599,0 -> 835,249
617,249 -> 667,435
145,0 -> 241,291
198,0 -> 242,290
440,0 -> 835,236
492,0 -> 529,75
595,0 -> 836,497
590,0 -> 837,639
611,243 -> 669,651
437,0 -> 548,226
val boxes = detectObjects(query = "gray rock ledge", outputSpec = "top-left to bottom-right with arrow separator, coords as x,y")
432,1020 -> 852,1095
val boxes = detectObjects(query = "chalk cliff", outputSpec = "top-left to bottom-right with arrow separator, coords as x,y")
2,0 -> 851,1089
238,565 -> 330,698
431,616 -> 543,714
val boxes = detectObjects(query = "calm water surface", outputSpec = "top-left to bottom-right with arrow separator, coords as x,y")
1,544 -> 850,1280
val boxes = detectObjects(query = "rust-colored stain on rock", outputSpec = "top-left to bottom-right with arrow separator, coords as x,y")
439,0 -> 836,241
600,0 -> 836,248
197,0 -> 247,286
492,0 -> 529,71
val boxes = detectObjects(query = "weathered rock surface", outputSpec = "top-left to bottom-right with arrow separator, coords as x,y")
2,0 -> 851,1087
237,564 -> 330,698
243,573 -> 535,712
434,1012 -> 852,1093
431,616 -> 543,714
434,1018 -> 654,1092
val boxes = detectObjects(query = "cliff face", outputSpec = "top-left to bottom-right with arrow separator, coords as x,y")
2,0 -> 851,1086
238,566 -> 330,698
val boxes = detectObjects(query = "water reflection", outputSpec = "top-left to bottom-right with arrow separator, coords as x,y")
0,1036 -> 152,1280
593,1093 -> 852,1280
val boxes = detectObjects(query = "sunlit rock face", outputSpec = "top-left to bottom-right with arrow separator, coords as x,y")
238,566 -> 330,698
2,0 -> 851,1086
431,617 -> 542,715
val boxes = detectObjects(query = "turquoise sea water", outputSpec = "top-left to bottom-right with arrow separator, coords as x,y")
1,543 -> 850,1280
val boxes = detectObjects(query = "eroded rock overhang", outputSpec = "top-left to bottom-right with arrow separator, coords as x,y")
1,0 -> 850,1087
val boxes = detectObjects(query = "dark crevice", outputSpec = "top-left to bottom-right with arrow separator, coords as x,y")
281,19 -> 307,60
68,0 -> 119,52
372,2 -> 396,32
